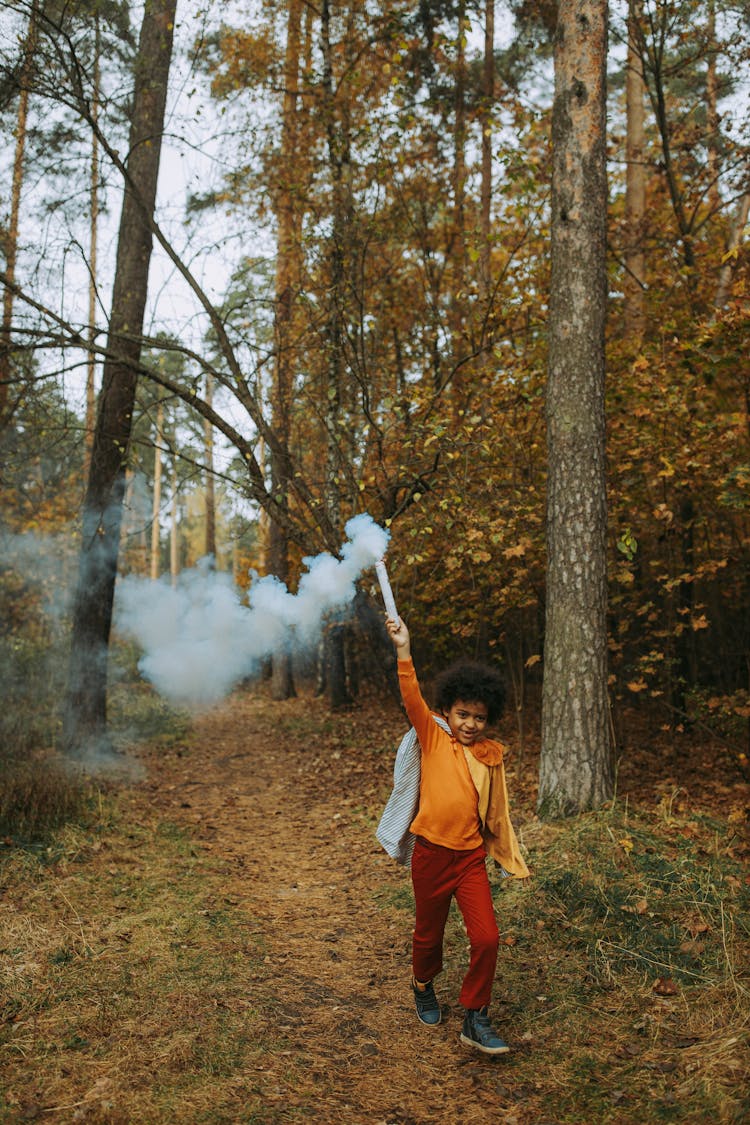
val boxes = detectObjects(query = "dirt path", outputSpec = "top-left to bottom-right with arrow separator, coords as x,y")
137,689 -> 526,1124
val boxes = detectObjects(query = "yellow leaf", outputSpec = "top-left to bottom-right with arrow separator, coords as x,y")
503,538 -> 530,559
525,654 -> 542,669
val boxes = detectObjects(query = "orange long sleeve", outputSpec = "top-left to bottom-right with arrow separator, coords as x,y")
398,657 -> 530,877
398,658 -> 485,850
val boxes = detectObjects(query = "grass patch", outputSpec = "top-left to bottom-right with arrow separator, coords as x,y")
0,795 -> 276,1123
501,807 -> 748,1123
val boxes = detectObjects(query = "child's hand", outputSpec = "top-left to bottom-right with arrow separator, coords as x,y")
386,616 -> 410,657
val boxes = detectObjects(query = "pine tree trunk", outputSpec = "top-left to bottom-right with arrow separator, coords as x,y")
320,0 -> 349,536
0,0 -> 37,420
624,0 -> 646,341
449,0 -> 468,404
325,622 -> 352,708
150,401 -> 163,579
539,0 -> 613,816
269,0 -> 303,702
63,0 -> 177,759
317,0 -> 355,706
204,374 -> 216,561
705,0 -> 719,214
480,0 -> 494,295
84,12 -> 101,480
170,457 -> 179,585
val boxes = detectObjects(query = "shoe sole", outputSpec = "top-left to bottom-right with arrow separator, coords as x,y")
459,1032 -> 510,1055
415,1010 -> 442,1026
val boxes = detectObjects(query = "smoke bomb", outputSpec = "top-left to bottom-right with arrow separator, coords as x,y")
374,559 -> 399,624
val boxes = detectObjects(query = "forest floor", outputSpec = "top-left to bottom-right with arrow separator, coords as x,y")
1,681 -> 749,1124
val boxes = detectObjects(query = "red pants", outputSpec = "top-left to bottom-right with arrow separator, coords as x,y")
411,836 -> 499,1010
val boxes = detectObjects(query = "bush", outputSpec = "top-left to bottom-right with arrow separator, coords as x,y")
0,756 -> 91,843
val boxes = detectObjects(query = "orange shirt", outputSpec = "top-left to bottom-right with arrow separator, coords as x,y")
398,657 -> 504,851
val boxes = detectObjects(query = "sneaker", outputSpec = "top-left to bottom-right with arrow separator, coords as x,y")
412,978 -> 442,1026
460,1007 -> 510,1055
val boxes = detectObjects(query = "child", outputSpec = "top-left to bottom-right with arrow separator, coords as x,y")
381,616 -> 529,1056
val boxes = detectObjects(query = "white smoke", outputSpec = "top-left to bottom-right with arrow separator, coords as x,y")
115,513 -> 390,706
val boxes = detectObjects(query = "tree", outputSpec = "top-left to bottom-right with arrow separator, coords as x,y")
269,0 -> 304,701
538,0 -> 613,815
624,0 -> 646,340
0,0 -> 38,422
63,0 -> 177,757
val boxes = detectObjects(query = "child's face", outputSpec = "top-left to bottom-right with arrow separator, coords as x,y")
442,699 -> 489,746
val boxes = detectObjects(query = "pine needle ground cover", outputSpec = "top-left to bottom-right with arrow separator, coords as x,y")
1,688 -> 747,1124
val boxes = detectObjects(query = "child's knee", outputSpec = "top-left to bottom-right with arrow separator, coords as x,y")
471,923 -> 499,956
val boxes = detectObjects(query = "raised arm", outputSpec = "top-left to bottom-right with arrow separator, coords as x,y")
386,617 -> 439,749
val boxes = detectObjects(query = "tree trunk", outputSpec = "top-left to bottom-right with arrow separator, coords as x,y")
150,400 -> 163,579
204,373 -> 216,561
170,456 -> 179,585
63,0 -> 177,758
0,0 -> 38,421
84,11 -> 101,480
320,0 -> 350,536
269,0 -> 303,702
539,0 -> 613,816
624,0 -> 646,341
705,0 -> 719,214
449,0 -> 468,404
480,0 -> 494,296
325,622 -> 352,708
317,0 -> 355,705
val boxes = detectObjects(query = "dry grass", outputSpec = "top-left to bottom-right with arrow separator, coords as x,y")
1,805 -> 272,1123
0,756 -> 92,843
0,687 -> 748,1124
470,806 -> 750,1123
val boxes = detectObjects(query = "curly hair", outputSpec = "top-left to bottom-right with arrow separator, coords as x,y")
433,660 -> 506,724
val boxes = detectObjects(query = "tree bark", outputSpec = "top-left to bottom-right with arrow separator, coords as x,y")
84,11 -> 101,480
150,400 -> 163,579
705,0 -> 719,214
449,0 -> 468,405
539,0 -> 613,816
63,0 -> 177,758
325,621 -> 352,708
269,0 -> 303,701
320,0 -> 350,536
170,456 -> 179,584
204,373 -> 216,561
0,0 -> 38,421
624,0 -> 646,341
480,0 -> 495,296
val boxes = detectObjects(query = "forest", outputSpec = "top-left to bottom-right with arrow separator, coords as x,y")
0,0 -> 749,1121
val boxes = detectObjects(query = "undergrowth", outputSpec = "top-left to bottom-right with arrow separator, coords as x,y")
440,803 -> 748,1124
0,632 -> 189,844
0,796 -> 269,1123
